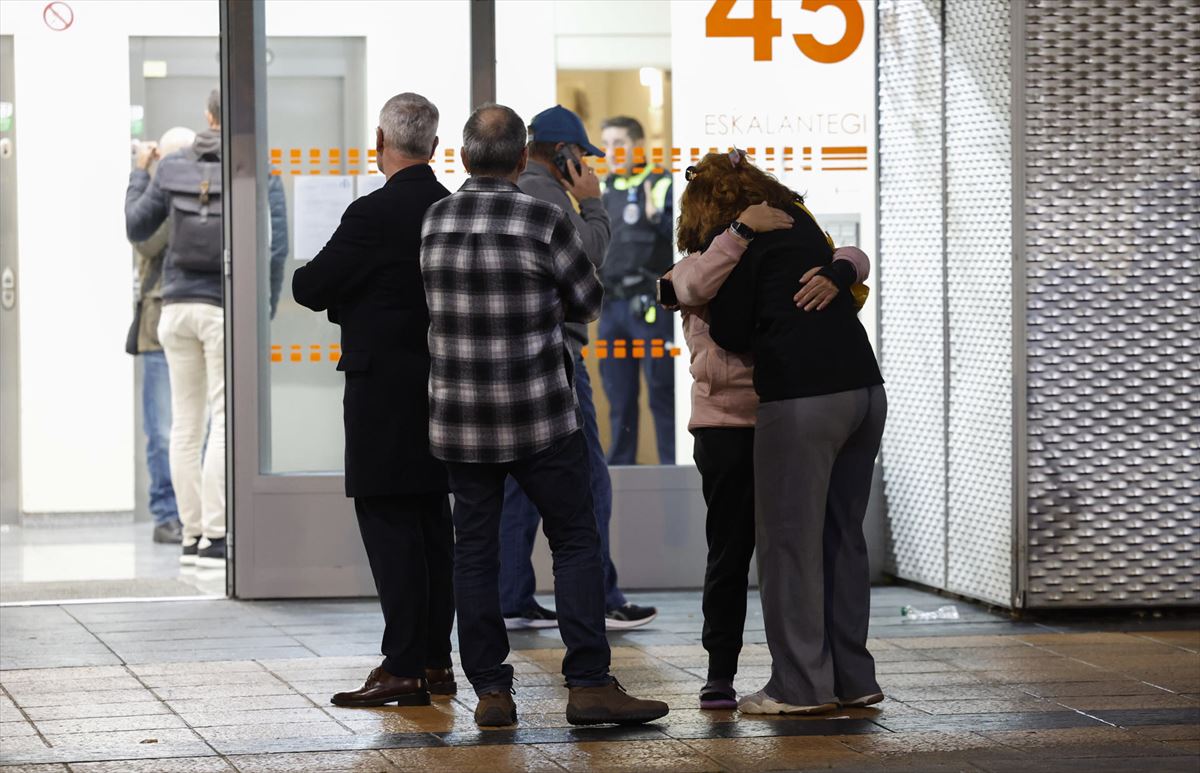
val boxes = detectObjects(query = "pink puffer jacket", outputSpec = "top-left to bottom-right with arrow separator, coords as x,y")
672,230 -> 869,430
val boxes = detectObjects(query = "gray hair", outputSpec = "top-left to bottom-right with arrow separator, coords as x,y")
462,103 -> 526,176
379,92 -> 439,157
207,89 -> 220,125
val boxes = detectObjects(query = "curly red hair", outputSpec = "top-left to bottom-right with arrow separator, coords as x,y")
677,151 -> 803,254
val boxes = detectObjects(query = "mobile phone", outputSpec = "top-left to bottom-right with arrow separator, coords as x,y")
656,277 -> 678,308
554,146 -> 583,180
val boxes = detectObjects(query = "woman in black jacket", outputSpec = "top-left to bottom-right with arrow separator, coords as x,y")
693,151 -> 886,715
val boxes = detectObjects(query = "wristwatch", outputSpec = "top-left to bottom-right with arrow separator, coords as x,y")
729,220 -> 757,241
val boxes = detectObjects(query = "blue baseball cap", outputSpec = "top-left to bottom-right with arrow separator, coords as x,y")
529,105 -> 604,157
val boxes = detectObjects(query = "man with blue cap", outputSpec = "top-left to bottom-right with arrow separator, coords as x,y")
499,105 -> 658,632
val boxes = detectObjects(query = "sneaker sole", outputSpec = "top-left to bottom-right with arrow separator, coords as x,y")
699,697 -> 738,710
475,707 -> 517,727
504,618 -> 559,630
566,705 -> 670,726
740,699 -> 837,715
842,692 -> 884,708
179,555 -> 198,566
604,612 -> 658,630
195,557 -> 226,569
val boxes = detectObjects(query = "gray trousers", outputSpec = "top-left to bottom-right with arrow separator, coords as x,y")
755,386 -> 887,705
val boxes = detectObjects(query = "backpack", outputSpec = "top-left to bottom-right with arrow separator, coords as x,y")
159,147 -> 223,274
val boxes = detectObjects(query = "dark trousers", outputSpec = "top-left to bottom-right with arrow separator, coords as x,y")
354,493 -> 455,678
446,431 -> 611,695
693,427 -> 757,681
597,297 -> 676,464
499,355 -> 626,615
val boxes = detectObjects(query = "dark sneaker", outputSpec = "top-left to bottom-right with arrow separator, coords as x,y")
153,521 -> 183,544
566,678 -> 669,726
699,678 -> 738,710
196,537 -> 226,568
605,603 -> 657,630
503,601 -> 559,630
474,688 -> 517,727
180,538 -> 200,566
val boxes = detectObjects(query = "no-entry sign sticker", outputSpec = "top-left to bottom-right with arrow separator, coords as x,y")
43,2 -> 74,32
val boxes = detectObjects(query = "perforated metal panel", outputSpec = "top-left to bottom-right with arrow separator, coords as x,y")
877,0 -> 947,590
944,0 -> 1013,606
1021,0 -> 1200,607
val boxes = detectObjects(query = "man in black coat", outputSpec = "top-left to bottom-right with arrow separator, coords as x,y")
292,92 -> 454,707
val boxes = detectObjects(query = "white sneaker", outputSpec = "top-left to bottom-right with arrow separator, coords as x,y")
737,689 -> 837,715
841,692 -> 884,708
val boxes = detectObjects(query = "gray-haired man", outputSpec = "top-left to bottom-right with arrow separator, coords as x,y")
293,93 -> 455,708
420,103 -> 669,728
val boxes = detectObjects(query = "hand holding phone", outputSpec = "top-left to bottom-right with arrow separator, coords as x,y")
557,147 -> 601,201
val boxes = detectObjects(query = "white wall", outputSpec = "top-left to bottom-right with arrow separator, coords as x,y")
0,0 -> 469,513
496,1 -> 557,123
670,0 -> 878,461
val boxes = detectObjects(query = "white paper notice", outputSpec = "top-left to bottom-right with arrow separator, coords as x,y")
356,174 -> 387,198
293,176 -> 354,261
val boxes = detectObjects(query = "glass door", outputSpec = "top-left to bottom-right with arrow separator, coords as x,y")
226,0 -> 471,598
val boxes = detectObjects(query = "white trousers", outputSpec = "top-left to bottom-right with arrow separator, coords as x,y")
158,303 -> 226,541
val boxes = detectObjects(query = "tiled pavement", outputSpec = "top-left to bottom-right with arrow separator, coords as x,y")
1,587 -> 1197,771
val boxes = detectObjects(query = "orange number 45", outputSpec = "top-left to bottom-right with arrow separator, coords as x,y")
706,0 -> 865,63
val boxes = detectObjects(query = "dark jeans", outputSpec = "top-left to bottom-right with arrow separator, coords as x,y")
597,297 -> 676,464
354,493 -> 455,678
142,351 -> 179,526
693,427 -> 757,681
447,431 -> 611,695
499,356 -> 626,614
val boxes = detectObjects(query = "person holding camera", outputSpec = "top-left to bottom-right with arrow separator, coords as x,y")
125,90 -> 228,567
598,116 -> 675,465
498,105 -> 657,632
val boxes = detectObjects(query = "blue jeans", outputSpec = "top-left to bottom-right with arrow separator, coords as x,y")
597,296 -> 676,464
499,356 -> 626,614
142,351 -> 179,527
447,431 -> 611,694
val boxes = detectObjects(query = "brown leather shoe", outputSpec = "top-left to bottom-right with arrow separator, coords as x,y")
474,688 -> 517,727
566,678 -> 669,726
425,667 -> 457,696
330,666 -> 431,707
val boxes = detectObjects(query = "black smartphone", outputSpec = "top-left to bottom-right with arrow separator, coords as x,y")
554,146 -> 583,180
656,277 -> 678,308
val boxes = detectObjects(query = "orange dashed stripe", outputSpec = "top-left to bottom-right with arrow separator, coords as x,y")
263,147 -> 867,175
269,340 -> 682,364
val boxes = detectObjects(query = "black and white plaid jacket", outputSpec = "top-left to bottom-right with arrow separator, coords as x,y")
420,176 -> 604,463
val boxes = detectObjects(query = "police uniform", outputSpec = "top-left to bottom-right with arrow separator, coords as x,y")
598,166 -> 675,465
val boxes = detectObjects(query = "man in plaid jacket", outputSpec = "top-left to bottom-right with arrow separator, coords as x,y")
420,104 -> 669,730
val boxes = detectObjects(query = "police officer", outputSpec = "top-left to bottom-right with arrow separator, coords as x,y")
598,116 -> 675,465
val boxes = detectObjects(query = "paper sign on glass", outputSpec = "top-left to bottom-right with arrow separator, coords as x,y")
293,176 -> 353,261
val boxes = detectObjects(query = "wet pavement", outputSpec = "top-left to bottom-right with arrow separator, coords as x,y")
1,586 -> 1197,771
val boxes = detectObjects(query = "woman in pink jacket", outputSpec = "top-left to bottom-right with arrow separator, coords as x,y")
668,158 -> 870,711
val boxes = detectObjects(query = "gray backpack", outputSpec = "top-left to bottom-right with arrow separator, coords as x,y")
159,146 -> 223,274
